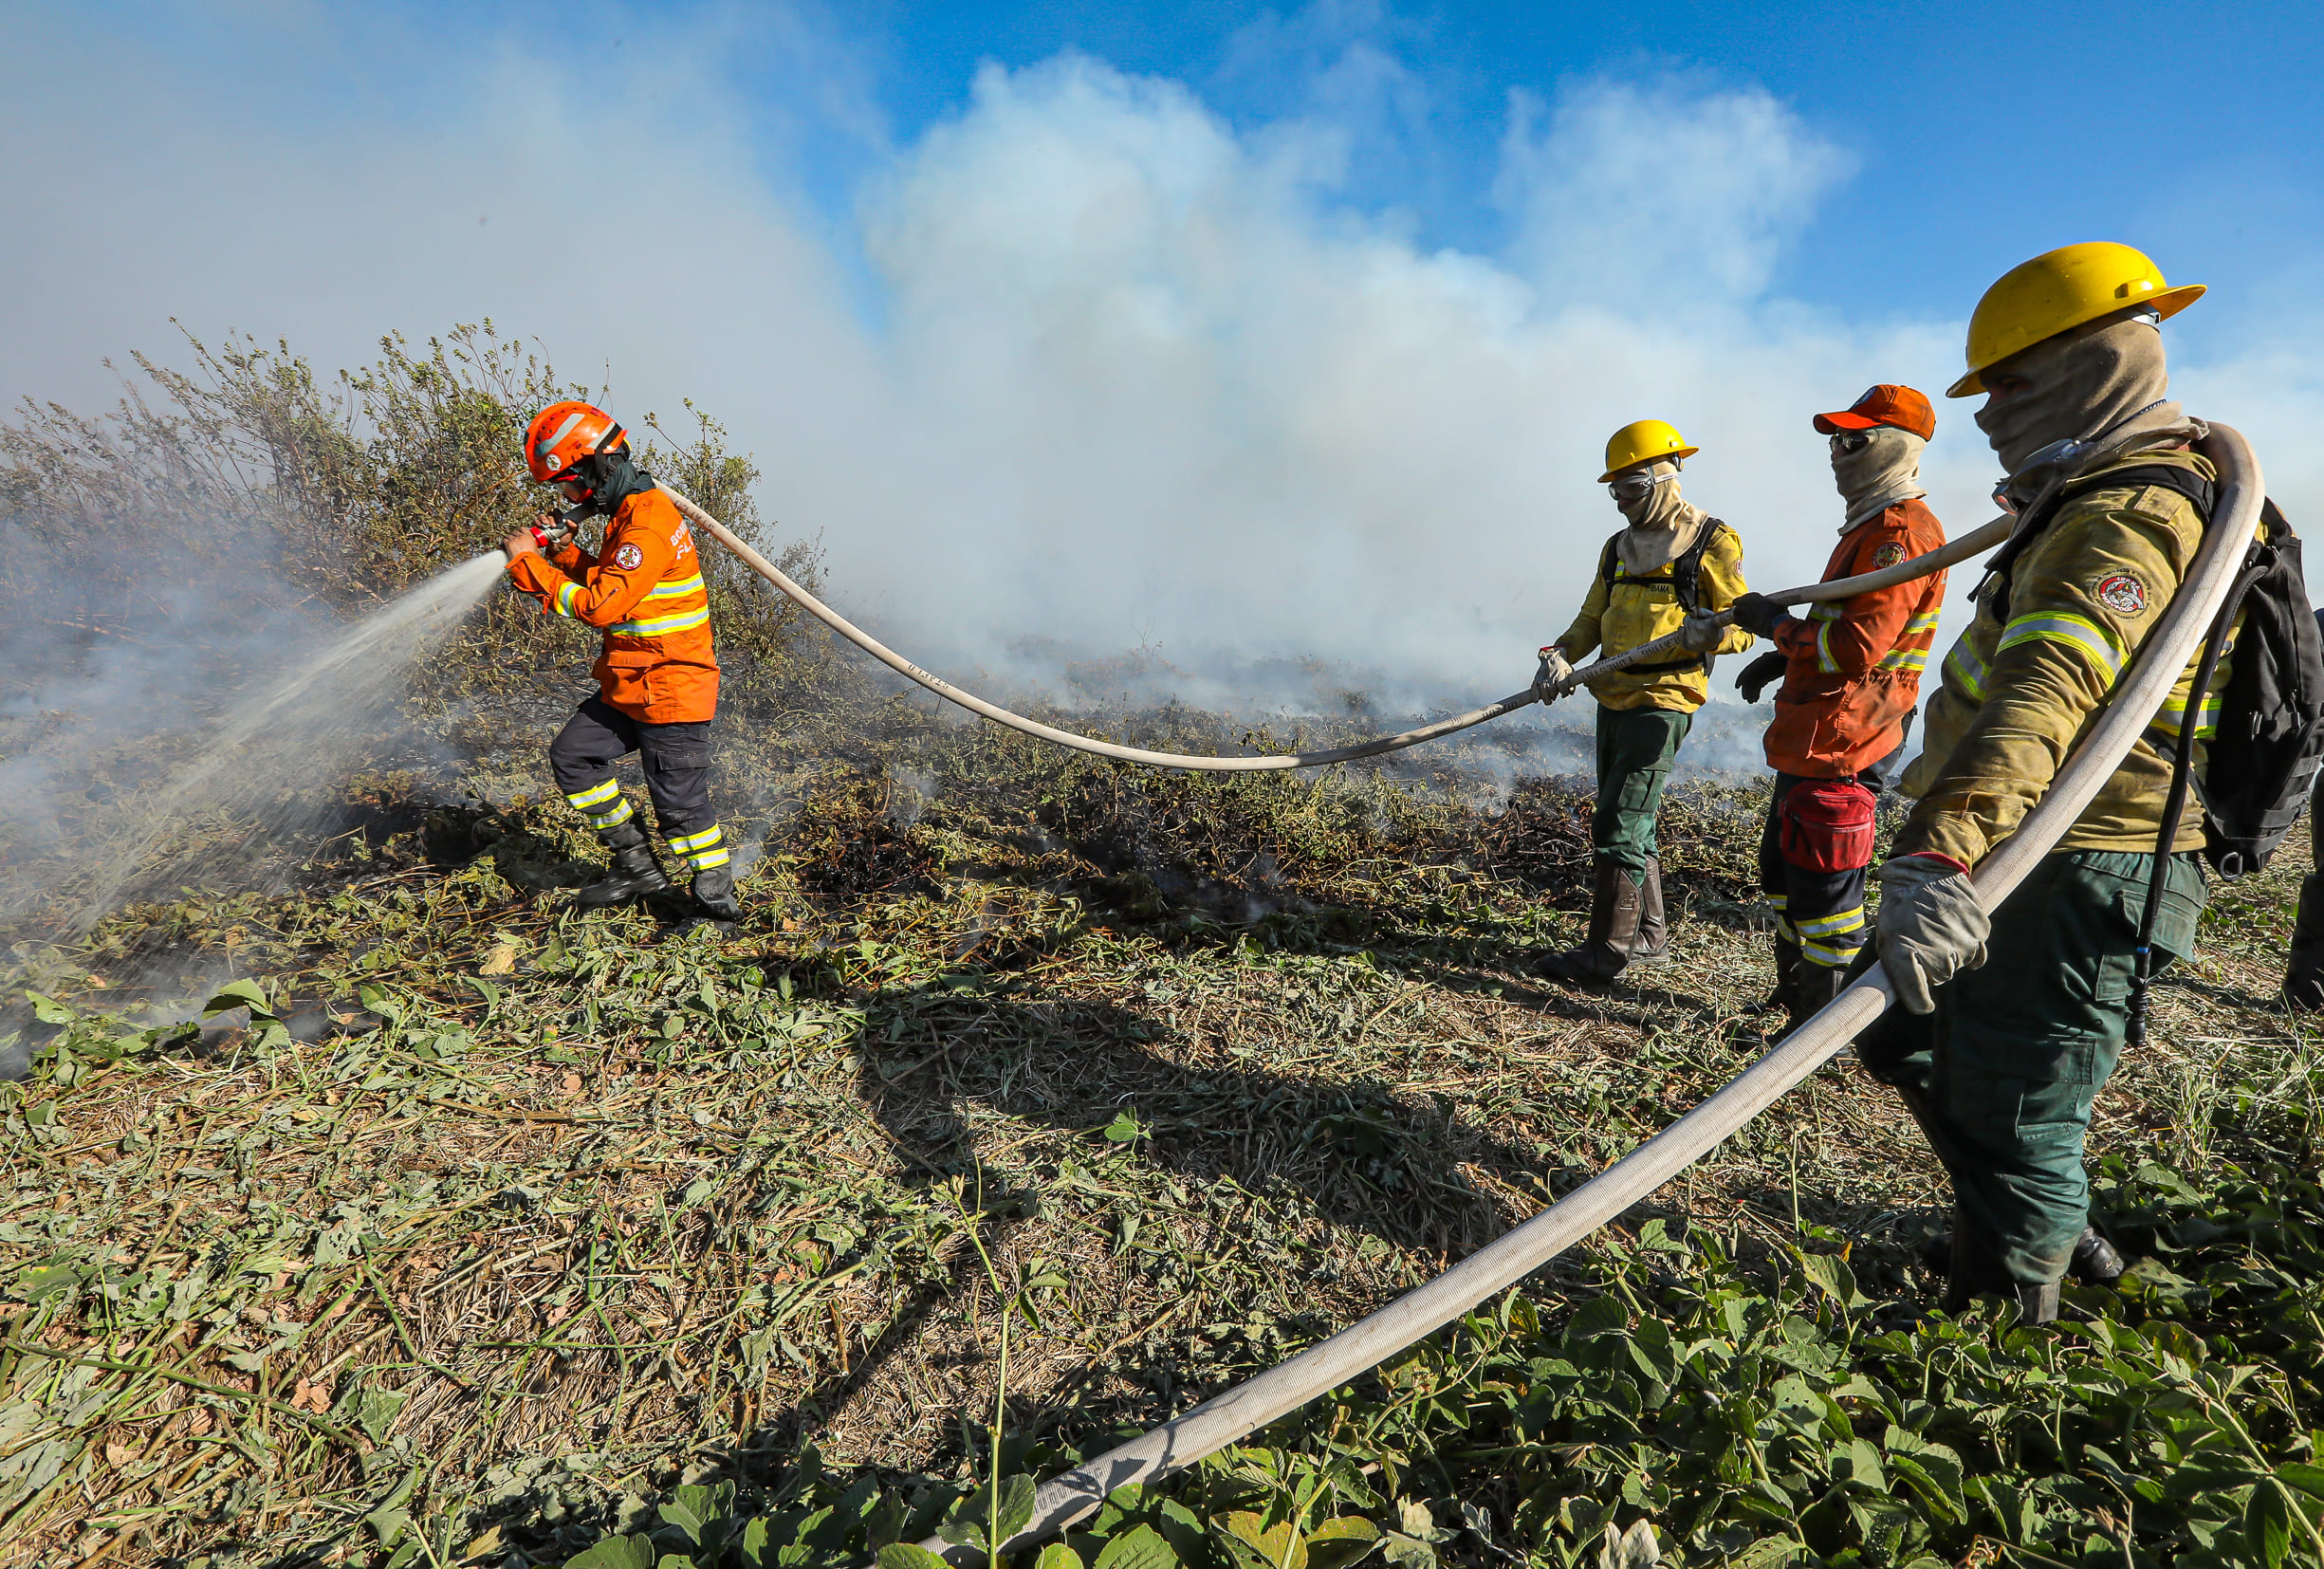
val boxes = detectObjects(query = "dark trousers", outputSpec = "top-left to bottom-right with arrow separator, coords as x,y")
1857,848 -> 2208,1286
1757,773 -> 1872,970
1592,706 -> 1691,877
548,695 -> 715,843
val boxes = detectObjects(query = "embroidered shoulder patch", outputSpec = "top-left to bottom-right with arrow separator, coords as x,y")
1871,542 -> 1907,569
2093,572 -> 2148,615
613,542 -> 644,571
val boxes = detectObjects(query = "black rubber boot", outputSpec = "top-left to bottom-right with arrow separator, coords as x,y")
1923,1225 -> 2122,1288
1784,960 -> 1850,1038
691,867 -> 744,922
576,820 -> 673,909
2009,1279 -> 2062,1325
1630,856 -> 1670,965
2070,1227 -> 2126,1285
1539,862 -> 1642,985
2284,873 -> 2324,1009
1750,938 -> 1801,1017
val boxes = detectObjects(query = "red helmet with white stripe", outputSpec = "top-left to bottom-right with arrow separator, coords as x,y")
524,401 -> 626,485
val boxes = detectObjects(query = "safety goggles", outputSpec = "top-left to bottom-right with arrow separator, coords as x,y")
1607,471 -> 1674,506
1828,429 -> 1877,454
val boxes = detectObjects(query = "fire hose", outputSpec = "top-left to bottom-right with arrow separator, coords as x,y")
868,424 -> 2252,1561
658,490 -> 2012,770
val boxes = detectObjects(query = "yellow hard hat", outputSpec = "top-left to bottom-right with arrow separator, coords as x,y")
1948,241 -> 2204,397
1600,418 -> 1697,482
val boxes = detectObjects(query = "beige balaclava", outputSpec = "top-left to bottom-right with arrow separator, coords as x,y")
1975,311 -> 2201,499
1832,427 -> 1927,530
1614,459 -> 1708,574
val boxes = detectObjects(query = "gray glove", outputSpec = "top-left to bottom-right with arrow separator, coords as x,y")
1676,610 -> 1725,654
1533,647 -> 1576,704
1872,855 -> 1991,1014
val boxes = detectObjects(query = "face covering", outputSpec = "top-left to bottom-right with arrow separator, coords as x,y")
571,451 -> 658,519
1974,313 -> 2196,497
1612,460 -> 1706,574
1831,427 -> 1927,529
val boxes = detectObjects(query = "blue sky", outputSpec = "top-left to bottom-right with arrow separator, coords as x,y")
8,0 -> 2323,687
746,0 -> 2320,350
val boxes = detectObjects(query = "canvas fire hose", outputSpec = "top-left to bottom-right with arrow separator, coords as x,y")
658,489 -> 2013,771
868,423 -> 2251,1561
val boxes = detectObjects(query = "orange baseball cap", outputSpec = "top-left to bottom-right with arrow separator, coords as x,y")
1813,383 -> 1935,441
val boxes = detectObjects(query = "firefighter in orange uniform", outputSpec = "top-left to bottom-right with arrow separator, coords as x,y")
502,401 -> 742,922
1727,385 -> 1947,1032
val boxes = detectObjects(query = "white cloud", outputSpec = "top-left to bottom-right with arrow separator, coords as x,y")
7,3 -> 2318,731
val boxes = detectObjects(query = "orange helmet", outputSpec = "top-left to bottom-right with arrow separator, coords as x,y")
524,401 -> 627,485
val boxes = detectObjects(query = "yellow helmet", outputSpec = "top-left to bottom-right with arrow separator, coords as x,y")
1600,418 -> 1698,483
1948,241 -> 2204,397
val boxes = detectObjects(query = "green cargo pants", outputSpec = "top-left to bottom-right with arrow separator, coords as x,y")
1592,706 -> 1692,878
1856,848 -> 2208,1287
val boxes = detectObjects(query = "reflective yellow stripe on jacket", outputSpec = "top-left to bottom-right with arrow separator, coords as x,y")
610,572 -> 711,637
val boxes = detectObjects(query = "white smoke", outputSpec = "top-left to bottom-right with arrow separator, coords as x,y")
6,4 -> 2320,724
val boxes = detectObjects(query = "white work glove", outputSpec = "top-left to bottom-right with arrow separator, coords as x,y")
1532,647 -> 1576,703
1872,854 -> 1991,1015
1676,610 -> 1725,655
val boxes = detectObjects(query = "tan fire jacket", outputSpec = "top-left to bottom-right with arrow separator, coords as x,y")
1896,449 -> 2240,867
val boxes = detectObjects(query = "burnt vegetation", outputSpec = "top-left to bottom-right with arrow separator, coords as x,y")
2,332 -> 2322,1569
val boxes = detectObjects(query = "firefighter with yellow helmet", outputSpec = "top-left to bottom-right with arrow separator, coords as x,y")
1533,420 -> 1756,983
1859,242 -> 2234,1322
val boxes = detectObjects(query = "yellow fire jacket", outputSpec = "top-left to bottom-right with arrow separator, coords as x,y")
1896,449 -> 2240,866
1553,520 -> 1757,712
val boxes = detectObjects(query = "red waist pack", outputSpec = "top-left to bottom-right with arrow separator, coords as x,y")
1779,778 -> 1878,873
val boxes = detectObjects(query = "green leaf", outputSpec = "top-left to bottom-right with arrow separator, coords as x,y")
995,1473 -> 1037,1542
875,1544 -> 954,1569
737,1517 -> 771,1567
1037,1543 -> 1086,1569
25,991 -> 73,1024
662,1493 -> 708,1546
1103,1110 -> 1143,1143
1563,1294 -> 1628,1341
564,1538 -> 659,1569
358,1388 -> 407,1445
1307,1516 -> 1382,1569
202,978 -> 275,1019
1718,1539 -> 1802,1569
2278,1463 -> 2324,1502
2247,1482 -> 2293,1569
1095,1523 -> 1182,1569
1795,1250 -> 1865,1309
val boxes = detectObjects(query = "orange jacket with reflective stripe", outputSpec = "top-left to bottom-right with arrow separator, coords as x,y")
507,487 -> 719,723
1761,497 -> 1946,778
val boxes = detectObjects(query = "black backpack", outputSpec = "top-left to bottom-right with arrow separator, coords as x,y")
1996,466 -> 2324,878
2192,499 -> 2324,877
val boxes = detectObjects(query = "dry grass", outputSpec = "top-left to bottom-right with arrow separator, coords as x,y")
4,693 -> 2316,1567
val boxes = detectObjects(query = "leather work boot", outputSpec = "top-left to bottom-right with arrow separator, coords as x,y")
692,866 -> 745,923
1630,856 -> 1670,965
2283,873 -> 2324,1009
576,820 -> 673,910
1538,861 -> 1645,985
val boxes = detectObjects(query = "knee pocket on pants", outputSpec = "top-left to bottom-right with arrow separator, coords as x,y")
643,739 -> 711,775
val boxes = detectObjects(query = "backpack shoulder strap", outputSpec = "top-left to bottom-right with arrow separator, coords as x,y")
1671,518 -> 1727,613
1598,534 -> 1622,586
1986,463 -> 2216,621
